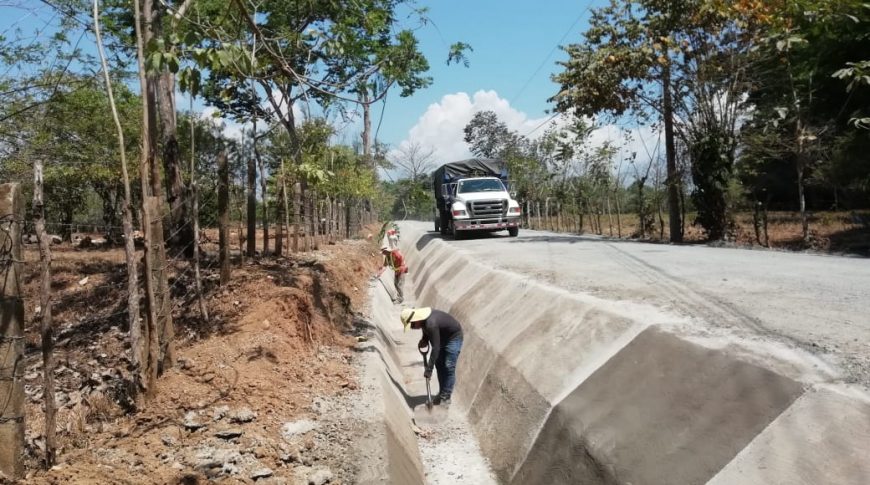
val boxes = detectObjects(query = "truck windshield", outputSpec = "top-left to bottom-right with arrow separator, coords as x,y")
458,179 -> 504,193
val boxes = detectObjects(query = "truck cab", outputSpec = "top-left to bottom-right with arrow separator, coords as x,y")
433,159 -> 522,239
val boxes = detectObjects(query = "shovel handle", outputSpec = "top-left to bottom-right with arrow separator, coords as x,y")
418,342 -> 430,355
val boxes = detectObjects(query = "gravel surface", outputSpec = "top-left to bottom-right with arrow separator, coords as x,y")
404,222 -> 870,387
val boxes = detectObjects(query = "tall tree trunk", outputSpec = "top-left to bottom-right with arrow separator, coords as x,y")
32,160 -> 56,468
306,188 -> 315,250
138,0 -> 175,377
189,95 -> 208,322
663,61 -> 682,243
246,156 -> 256,257
133,0 -> 160,399
637,180 -> 646,238
143,0 -> 163,201
158,70 -> 192,256
218,149 -> 231,285
255,140 -> 269,256
293,181 -> 302,252
796,123 -> 810,243
606,194 -> 614,237
275,185 -> 284,256
0,184 -> 24,479
361,91 -> 372,168
94,0 -> 142,397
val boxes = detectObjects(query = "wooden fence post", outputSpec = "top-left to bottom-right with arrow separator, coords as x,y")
275,186 -> 284,256
312,190 -> 319,250
527,201 -> 532,229
344,202 -> 351,239
218,149 -> 231,285
0,184 -> 24,479
293,182 -> 302,253
33,161 -> 57,467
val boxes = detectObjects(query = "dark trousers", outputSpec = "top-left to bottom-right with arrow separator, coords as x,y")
435,334 -> 463,399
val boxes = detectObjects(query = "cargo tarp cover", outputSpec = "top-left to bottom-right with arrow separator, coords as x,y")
432,158 -> 508,209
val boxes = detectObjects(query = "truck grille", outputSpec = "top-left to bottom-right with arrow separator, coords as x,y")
469,199 -> 507,218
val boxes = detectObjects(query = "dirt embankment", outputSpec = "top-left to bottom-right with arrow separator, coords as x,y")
13,236 -> 380,484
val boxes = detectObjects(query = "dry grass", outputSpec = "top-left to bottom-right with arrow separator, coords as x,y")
525,210 -> 870,255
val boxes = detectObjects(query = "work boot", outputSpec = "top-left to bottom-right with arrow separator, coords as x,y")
436,394 -> 450,406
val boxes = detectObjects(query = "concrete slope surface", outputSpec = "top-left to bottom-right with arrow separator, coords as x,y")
396,221 -> 870,485
408,222 -> 870,385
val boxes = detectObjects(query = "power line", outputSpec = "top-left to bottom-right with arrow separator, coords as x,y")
509,3 -> 596,106
523,112 -> 560,138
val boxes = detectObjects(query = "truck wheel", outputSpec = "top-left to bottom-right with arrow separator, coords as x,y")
450,220 -> 464,240
508,227 -> 519,237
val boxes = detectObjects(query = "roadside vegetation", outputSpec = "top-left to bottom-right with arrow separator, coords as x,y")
0,0 -> 467,479
387,0 -> 870,254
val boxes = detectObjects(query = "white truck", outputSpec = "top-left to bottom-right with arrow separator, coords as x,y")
432,158 -> 522,240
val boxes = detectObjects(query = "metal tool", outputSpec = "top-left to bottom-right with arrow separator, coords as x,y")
419,342 -> 433,409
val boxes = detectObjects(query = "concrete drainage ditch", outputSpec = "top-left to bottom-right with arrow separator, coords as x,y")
353,265 -> 497,484
353,222 -> 870,484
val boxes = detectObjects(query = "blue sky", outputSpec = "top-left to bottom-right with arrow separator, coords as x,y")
1,0 -> 624,165
375,0 -> 608,160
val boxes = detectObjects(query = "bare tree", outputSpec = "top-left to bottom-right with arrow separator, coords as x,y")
390,141 -> 436,182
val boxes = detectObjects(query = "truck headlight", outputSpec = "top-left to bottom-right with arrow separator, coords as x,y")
508,207 -> 521,214
452,209 -> 467,216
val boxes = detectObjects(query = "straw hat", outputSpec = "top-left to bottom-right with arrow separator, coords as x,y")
400,307 -> 431,332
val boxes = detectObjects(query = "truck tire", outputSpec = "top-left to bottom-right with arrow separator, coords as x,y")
508,226 -> 519,237
439,211 -> 449,236
449,220 -> 464,240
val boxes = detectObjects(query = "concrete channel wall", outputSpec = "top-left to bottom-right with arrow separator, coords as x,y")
400,224 -> 870,485
357,282 -> 427,485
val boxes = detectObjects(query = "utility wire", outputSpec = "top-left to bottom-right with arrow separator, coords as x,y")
509,3 -> 596,106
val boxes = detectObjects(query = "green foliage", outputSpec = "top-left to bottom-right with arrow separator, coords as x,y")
740,0 -> 870,211
690,128 -> 733,239
447,42 -> 473,67
381,178 -> 434,221
0,71 -> 142,231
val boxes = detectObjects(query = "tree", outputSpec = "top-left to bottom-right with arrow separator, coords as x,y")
464,111 -> 525,159
552,0 -> 761,241
741,0 -> 870,241
0,76 -> 142,239
391,141 -> 436,182
551,0 -> 684,240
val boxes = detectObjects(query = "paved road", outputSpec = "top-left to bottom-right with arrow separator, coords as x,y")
405,221 -> 870,386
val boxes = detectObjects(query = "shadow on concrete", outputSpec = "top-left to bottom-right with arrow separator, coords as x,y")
416,232 -> 442,251
351,317 -> 431,409
502,235 -> 591,245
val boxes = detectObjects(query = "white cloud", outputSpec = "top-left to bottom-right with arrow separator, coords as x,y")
396,90 -> 556,165
390,90 -> 665,182
198,93 -> 307,142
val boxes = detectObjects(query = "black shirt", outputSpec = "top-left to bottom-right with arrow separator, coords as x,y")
420,310 -> 463,370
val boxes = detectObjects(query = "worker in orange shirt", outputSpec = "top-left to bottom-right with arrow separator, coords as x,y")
377,243 -> 408,304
